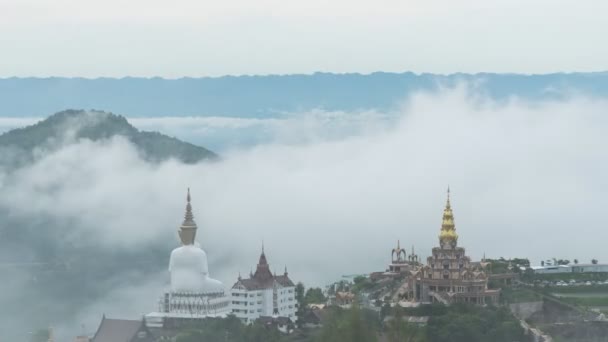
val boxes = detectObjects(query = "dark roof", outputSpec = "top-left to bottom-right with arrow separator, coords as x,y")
275,275 -> 295,287
92,317 -> 146,342
301,309 -> 323,324
233,273 -> 295,290
236,277 -> 267,290
232,250 -> 295,290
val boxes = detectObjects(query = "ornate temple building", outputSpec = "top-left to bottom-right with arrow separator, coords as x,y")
388,240 -> 419,273
230,247 -> 297,324
145,189 -> 231,329
408,189 -> 500,305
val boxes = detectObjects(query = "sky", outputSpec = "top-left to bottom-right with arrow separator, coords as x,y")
0,0 -> 607,77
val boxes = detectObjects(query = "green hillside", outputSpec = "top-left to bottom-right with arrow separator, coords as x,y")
0,109 -> 217,169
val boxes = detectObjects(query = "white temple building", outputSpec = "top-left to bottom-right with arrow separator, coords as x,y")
230,246 -> 297,324
145,189 -> 231,329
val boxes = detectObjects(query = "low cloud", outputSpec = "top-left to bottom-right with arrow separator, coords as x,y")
1,86 -> 607,339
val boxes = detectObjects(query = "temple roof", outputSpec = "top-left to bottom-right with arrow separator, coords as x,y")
91,317 -> 148,342
234,274 -> 295,290
232,247 -> 294,290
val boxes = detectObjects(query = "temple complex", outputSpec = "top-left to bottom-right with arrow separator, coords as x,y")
409,189 -> 500,305
145,189 -> 231,329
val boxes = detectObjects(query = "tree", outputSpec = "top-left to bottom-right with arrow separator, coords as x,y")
385,308 -> 427,342
574,259 -> 579,264
426,304 -> 525,342
592,259 -> 599,265
511,258 -> 530,268
352,276 -> 373,293
316,303 -> 378,342
295,282 -> 306,324
174,316 -> 284,342
305,287 -> 327,304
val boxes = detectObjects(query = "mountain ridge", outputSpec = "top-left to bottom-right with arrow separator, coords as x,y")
2,72 -> 607,118
0,110 -> 217,170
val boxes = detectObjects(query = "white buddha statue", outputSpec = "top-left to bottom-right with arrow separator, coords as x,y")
169,189 -> 224,294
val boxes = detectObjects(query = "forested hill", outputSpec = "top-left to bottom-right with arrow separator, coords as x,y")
0,110 -> 217,340
1,72 -> 607,117
0,110 -> 217,169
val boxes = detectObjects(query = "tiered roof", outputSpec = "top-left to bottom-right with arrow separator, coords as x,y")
233,247 -> 295,290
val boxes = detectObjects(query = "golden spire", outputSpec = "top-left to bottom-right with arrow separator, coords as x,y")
441,187 -> 455,231
439,187 -> 458,245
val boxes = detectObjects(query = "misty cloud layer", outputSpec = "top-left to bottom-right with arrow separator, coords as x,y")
1,87 -> 607,339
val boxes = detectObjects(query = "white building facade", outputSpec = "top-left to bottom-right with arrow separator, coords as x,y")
231,249 -> 297,324
531,263 -> 608,274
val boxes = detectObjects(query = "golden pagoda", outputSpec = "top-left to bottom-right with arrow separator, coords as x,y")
439,187 -> 458,248
405,188 -> 500,306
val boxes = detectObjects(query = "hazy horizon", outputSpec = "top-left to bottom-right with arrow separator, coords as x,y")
3,70 -> 608,79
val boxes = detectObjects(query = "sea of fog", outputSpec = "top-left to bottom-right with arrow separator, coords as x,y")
1,86 -> 607,340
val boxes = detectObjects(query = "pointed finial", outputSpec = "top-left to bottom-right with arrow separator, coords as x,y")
446,186 -> 451,208
262,240 -> 265,254
397,239 -> 400,249
238,271 -> 242,280
284,265 -> 288,275
184,188 -> 194,223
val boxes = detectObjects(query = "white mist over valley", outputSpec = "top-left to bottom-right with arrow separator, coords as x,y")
1,86 -> 607,339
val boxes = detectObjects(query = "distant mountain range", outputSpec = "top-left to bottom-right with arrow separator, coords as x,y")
0,110 -> 217,170
1,72 -> 607,118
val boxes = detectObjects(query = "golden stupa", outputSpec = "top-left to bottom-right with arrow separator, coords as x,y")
439,187 -> 458,242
